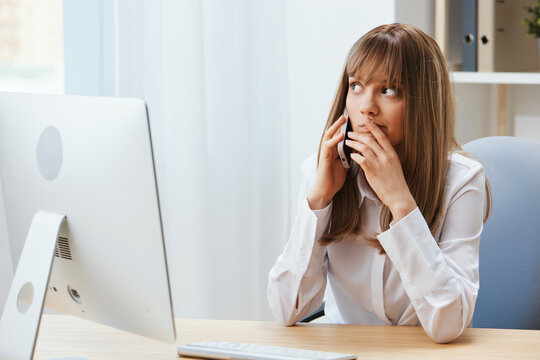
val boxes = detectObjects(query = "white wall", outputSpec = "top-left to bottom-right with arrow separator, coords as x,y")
285,0 -> 396,221
395,0 -> 435,37
510,86 -> 540,144
453,84 -> 540,146
454,84 -> 498,144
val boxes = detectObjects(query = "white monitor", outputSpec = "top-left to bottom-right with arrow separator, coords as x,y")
0,92 -> 176,359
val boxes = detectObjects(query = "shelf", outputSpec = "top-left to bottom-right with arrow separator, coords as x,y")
451,71 -> 540,85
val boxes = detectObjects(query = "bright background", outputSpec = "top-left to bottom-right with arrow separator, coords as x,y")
0,0 -> 538,321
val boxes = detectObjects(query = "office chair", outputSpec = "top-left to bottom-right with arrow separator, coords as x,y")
301,137 -> 540,329
299,302 -> 325,323
464,136 -> 540,330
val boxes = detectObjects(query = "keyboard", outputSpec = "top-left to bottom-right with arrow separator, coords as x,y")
177,341 -> 357,360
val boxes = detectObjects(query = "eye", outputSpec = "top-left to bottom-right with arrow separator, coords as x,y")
351,83 -> 362,93
383,87 -> 397,96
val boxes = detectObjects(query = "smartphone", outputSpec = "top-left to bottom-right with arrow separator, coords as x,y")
337,109 -> 353,168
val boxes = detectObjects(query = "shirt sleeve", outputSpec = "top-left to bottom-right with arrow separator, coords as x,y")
267,157 -> 331,326
377,164 -> 485,343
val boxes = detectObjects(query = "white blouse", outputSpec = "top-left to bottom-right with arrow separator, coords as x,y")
267,152 -> 486,343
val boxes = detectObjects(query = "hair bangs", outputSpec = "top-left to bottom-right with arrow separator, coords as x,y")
345,33 -> 403,90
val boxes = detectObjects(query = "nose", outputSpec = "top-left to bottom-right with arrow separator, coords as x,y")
359,91 -> 379,117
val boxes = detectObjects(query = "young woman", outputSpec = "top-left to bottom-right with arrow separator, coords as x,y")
267,23 -> 490,344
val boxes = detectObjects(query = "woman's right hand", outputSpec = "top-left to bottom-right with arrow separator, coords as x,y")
307,115 -> 349,210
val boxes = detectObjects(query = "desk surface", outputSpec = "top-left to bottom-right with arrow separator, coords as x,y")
35,315 -> 540,359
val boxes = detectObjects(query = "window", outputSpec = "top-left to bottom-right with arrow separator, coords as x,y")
0,0 -> 63,93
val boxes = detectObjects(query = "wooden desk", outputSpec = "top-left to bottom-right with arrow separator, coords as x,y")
34,315 -> 540,359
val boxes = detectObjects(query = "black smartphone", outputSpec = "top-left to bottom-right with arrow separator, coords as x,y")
337,109 -> 353,168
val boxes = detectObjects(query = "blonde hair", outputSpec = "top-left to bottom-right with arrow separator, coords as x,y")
318,23 -> 491,252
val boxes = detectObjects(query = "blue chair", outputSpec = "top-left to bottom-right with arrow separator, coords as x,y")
464,136 -> 540,330
299,302 -> 325,323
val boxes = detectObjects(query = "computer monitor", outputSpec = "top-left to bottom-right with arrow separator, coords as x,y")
0,92 -> 176,359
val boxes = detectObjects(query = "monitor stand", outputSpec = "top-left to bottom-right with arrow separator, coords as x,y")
0,211 -> 69,359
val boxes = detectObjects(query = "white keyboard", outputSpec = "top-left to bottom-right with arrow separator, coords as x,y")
177,341 -> 357,360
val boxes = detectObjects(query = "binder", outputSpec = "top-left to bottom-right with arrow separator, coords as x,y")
435,0 -> 463,69
462,0 -> 477,71
477,0 -> 540,72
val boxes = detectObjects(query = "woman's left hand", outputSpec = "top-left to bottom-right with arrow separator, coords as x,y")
346,119 -> 417,223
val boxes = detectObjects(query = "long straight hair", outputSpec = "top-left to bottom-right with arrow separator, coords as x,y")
318,23 -> 491,251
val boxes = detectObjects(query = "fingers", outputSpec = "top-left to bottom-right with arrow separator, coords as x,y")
319,126 -> 344,163
364,119 -> 393,152
322,131 -> 344,157
346,138 -> 377,163
347,132 -> 383,155
329,130 -> 344,146
323,115 -> 345,141
350,148 -> 375,174
351,152 -> 366,167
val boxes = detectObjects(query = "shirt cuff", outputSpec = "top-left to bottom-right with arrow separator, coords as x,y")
377,207 -> 451,301
388,205 -> 416,228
